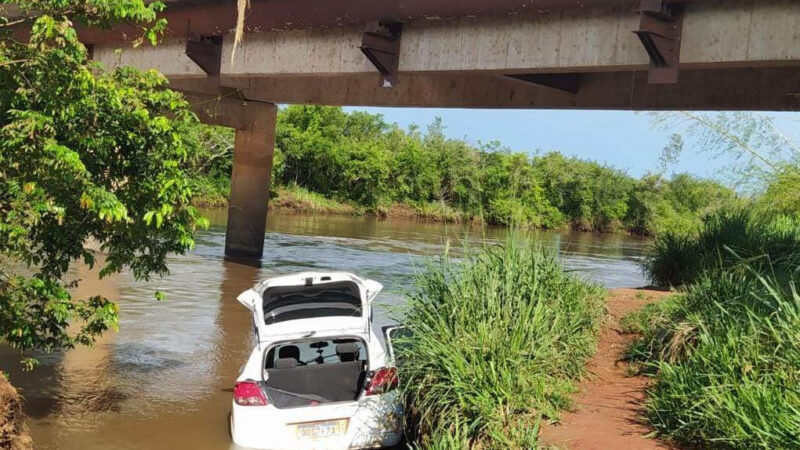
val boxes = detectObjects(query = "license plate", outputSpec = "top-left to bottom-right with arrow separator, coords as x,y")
293,419 -> 349,439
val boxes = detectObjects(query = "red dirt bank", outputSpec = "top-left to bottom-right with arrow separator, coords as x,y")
539,288 -> 672,450
0,373 -> 31,450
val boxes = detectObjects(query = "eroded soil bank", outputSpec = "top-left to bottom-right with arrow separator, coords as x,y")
539,288 -> 672,450
0,373 -> 31,450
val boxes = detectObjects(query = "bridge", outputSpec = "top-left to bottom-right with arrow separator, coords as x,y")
82,0 -> 800,258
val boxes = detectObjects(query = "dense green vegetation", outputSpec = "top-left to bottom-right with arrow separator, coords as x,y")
0,0 -> 206,368
628,109 -> 800,448
627,207 -> 800,448
623,264 -> 800,448
643,208 -> 800,286
188,106 -> 735,235
394,235 -> 605,448
755,166 -> 800,217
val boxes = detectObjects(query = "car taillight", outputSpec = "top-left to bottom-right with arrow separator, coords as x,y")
366,367 -> 399,396
234,381 -> 268,406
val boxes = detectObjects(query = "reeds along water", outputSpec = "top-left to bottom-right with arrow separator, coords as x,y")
624,267 -> 800,449
643,207 -> 800,287
629,208 -> 800,449
393,234 -> 605,449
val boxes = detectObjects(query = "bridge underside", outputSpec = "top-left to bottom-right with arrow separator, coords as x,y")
93,0 -> 800,112
83,0 -> 800,259
171,66 -> 800,111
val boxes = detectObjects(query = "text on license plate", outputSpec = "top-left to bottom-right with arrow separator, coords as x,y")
294,419 -> 349,439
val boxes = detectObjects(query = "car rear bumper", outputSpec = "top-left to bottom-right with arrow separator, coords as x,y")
231,393 -> 402,449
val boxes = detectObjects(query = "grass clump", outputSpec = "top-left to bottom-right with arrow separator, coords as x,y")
631,208 -> 800,448
387,201 -> 471,224
644,208 -> 800,287
625,267 -> 800,449
395,235 -> 605,448
271,184 -> 358,215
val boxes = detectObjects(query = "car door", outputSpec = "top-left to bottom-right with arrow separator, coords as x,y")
381,325 -> 409,365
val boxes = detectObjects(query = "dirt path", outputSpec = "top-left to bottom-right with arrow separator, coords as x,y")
539,288 -> 672,450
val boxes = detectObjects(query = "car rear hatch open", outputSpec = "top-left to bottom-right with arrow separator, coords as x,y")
237,272 -> 383,341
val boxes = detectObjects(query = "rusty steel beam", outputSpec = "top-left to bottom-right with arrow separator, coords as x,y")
633,0 -> 684,84
359,21 -> 402,87
186,34 -> 223,76
507,73 -> 581,94
74,0 -> 706,44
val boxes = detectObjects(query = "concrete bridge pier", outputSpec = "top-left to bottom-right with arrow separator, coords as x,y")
182,92 -> 276,259
224,101 -> 276,259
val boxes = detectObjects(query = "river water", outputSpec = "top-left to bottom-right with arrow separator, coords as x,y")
0,211 -> 648,450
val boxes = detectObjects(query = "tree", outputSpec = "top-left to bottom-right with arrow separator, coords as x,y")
480,149 -> 562,228
651,111 -> 800,193
181,123 -> 235,205
532,152 -> 632,231
385,125 -> 439,203
0,0 -> 207,368
757,166 -> 800,217
651,111 -> 800,217
666,173 -> 734,214
424,119 -> 482,213
625,174 -> 674,235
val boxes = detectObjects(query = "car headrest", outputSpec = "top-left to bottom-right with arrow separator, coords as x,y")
335,343 -> 360,362
274,357 -> 298,369
278,345 -> 300,360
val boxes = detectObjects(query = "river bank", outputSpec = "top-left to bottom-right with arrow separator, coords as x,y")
0,373 -> 31,450
192,186 -> 662,234
192,186 -> 474,224
1,285 -> 672,450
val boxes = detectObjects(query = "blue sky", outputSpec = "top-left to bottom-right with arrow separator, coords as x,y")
345,108 -> 800,181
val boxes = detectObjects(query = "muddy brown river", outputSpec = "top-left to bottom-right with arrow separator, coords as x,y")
0,211 -> 648,449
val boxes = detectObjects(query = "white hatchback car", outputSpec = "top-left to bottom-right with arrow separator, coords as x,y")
230,272 -> 404,449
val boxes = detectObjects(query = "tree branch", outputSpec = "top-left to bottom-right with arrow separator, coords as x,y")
0,59 -> 31,67
680,111 -> 778,171
197,145 -> 234,172
0,17 -> 29,28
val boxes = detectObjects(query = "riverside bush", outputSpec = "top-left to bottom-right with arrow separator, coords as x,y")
185,106 -> 735,234
395,235 -> 605,448
643,208 -> 800,286
624,267 -> 800,449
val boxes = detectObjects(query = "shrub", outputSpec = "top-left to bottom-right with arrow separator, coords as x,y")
395,234 -> 605,448
624,267 -> 800,448
643,208 -> 800,286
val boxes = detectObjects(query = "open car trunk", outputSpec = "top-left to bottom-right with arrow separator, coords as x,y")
237,272 -> 383,340
263,338 -> 368,409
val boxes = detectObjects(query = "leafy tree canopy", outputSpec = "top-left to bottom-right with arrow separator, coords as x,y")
189,105 -> 737,235
0,0 -> 207,368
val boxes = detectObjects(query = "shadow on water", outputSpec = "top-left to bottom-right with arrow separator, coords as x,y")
0,211 -> 648,449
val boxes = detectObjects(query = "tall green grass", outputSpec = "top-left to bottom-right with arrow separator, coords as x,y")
624,266 -> 800,449
394,235 -> 605,448
644,208 -> 800,286
634,209 -> 800,447
272,184 -> 358,215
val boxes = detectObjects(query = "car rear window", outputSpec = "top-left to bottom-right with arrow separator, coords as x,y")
261,280 -> 362,325
265,338 -> 366,368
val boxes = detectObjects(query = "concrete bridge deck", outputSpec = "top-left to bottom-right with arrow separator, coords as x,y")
75,0 -> 800,257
